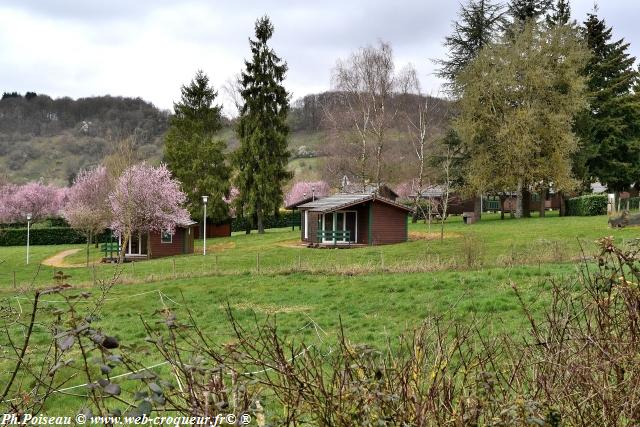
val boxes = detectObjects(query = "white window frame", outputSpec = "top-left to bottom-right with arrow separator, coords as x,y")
161,230 -> 173,244
304,211 -> 309,239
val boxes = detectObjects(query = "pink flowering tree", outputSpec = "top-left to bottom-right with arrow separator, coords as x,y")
395,181 -> 415,201
223,187 -> 240,218
284,181 -> 329,207
0,183 -> 17,223
63,166 -> 112,266
0,182 -> 65,223
109,163 -> 190,262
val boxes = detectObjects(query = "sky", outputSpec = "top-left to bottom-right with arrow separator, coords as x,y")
0,1 -> 638,115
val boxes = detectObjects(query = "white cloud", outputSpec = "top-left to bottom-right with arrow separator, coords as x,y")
0,0 -> 638,112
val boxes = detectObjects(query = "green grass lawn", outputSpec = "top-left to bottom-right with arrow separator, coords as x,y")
0,212 -> 635,290
0,213 -> 635,414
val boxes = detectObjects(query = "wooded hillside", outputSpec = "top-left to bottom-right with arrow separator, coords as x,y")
0,91 -> 451,187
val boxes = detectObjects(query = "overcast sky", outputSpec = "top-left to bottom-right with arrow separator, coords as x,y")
1,1 -> 638,115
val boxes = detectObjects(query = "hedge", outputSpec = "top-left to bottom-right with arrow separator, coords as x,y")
0,227 -> 87,246
231,211 -> 301,232
0,212 -> 303,245
566,194 -> 608,216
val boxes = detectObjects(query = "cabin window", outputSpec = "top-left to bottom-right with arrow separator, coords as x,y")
304,211 -> 309,239
161,230 -> 173,244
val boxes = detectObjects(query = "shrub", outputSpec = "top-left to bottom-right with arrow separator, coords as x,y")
231,210 -> 300,232
0,227 -> 86,246
566,194 -> 607,216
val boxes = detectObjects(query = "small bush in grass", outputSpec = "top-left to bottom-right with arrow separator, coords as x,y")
460,233 -> 484,268
566,194 -> 607,216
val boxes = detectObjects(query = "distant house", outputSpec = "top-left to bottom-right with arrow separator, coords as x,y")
407,185 -> 475,216
341,183 -> 400,201
297,193 -> 411,246
193,219 -> 232,239
115,220 -> 198,260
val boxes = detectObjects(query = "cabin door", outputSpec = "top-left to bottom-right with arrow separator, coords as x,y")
322,211 -> 357,243
127,233 -> 148,255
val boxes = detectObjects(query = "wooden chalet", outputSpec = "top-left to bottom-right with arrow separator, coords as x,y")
110,221 -> 198,261
297,193 -> 411,246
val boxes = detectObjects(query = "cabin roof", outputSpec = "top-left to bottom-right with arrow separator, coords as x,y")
298,193 -> 411,214
284,195 -> 316,210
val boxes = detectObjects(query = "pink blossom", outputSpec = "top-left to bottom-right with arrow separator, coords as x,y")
109,163 -> 191,237
223,187 -> 240,217
285,181 -> 329,207
395,181 -> 415,200
0,181 -> 65,222
63,166 -> 112,236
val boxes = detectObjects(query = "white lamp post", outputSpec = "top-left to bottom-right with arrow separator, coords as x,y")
202,196 -> 208,256
26,213 -> 32,265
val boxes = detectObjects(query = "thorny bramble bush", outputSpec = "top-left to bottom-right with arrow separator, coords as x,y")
1,237 -> 640,426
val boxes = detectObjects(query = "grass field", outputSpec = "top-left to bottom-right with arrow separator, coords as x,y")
0,212 -> 636,414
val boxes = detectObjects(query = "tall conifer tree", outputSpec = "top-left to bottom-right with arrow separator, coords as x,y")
437,0 -> 505,86
546,0 -> 572,26
575,12 -> 640,193
508,0 -> 552,24
164,71 -> 230,222
233,16 -> 291,234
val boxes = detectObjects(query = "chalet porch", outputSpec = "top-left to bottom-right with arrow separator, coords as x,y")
298,193 -> 411,246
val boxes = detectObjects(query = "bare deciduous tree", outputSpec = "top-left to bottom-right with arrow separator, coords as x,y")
398,65 -> 449,228
329,41 -> 401,189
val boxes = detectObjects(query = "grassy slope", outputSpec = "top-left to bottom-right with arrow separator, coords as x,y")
0,213 -> 636,413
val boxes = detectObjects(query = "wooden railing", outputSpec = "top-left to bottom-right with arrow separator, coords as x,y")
317,230 -> 351,245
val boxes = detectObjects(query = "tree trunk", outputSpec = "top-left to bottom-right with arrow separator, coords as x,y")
500,195 -> 507,220
559,191 -> 566,217
86,232 -> 91,267
516,179 -> 524,218
256,201 -> 265,234
522,187 -> 531,218
474,195 -> 482,220
119,232 -> 130,264
147,232 -> 152,259
539,187 -> 547,218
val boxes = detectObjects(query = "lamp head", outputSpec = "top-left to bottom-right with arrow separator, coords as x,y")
26,213 -> 32,221
202,195 -> 208,204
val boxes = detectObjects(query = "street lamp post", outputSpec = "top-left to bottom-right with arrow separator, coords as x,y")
202,196 -> 208,256
26,213 -> 32,265
311,185 -> 316,202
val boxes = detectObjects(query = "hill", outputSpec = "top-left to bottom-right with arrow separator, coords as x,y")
0,91 -> 451,187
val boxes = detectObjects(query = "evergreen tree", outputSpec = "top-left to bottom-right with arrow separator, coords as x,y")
575,12 -> 640,193
233,16 -> 292,234
546,0 -> 572,26
508,0 -> 552,24
164,71 -> 230,222
454,22 -> 588,218
437,0 -> 505,86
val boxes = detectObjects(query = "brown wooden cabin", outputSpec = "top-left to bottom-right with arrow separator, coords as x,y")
409,186 -> 563,216
118,221 -> 197,260
408,186 -> 474,216
297,193 -> 411,246
499,192 -> 563,212
193,219 -> 232,239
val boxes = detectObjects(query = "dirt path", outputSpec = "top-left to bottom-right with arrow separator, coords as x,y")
42,248 -> 88,268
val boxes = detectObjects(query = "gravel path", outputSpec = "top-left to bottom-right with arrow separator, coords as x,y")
41,248 -> 85,268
